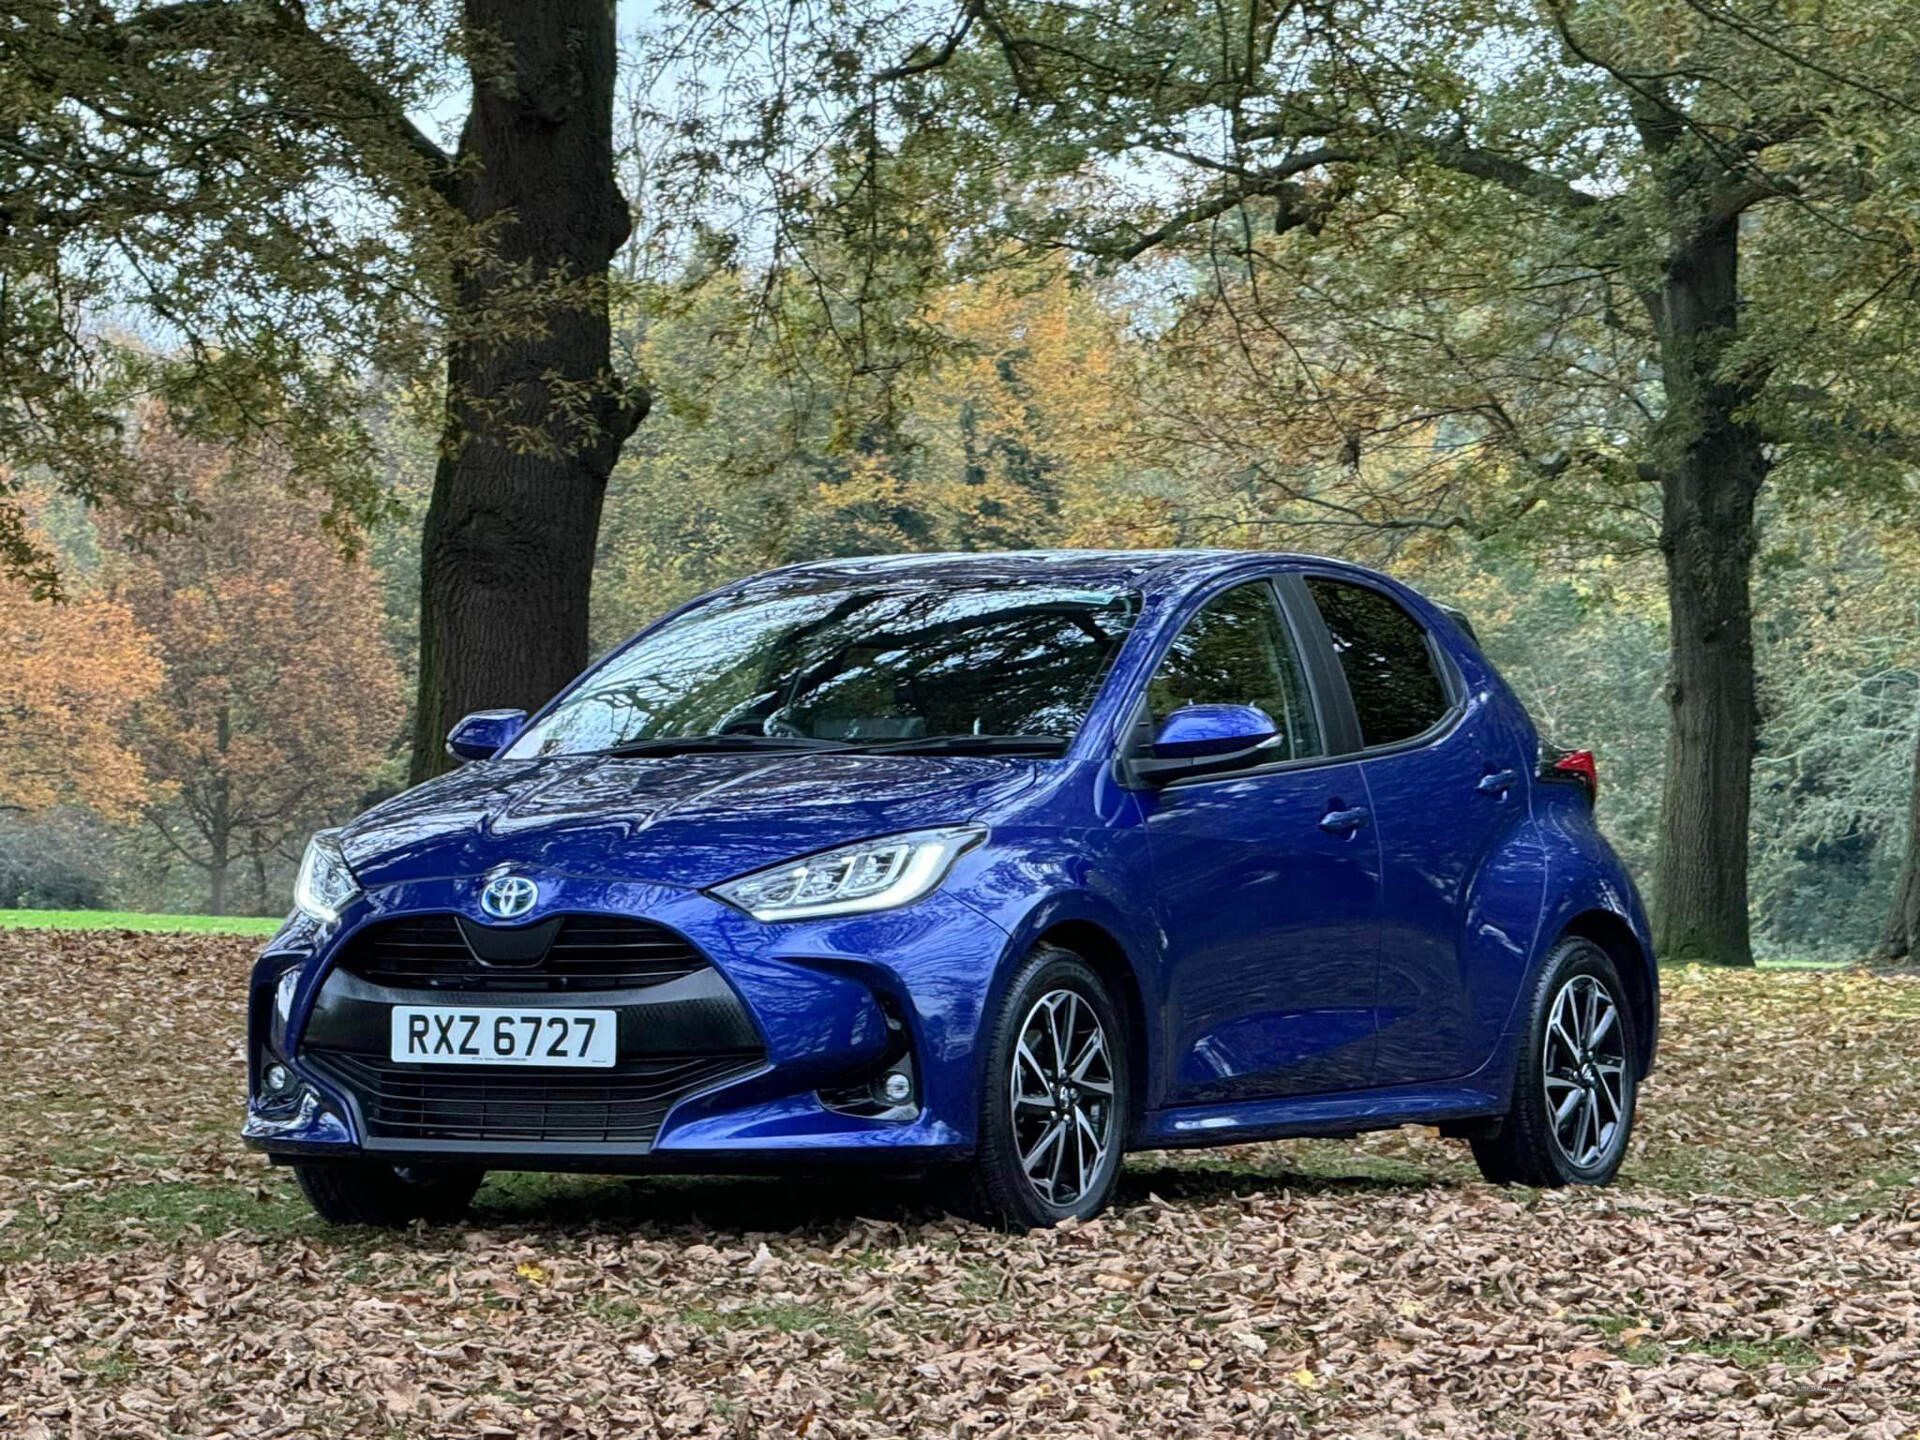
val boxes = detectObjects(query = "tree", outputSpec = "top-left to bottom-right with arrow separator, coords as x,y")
0,525 -> 160,822
724,0 -> 1920,964
590,261 -> 1172,644
101,421 -> 402,913
0,0 -> 454,593
407,0 -> 649,783
3,1 -> 644,787
1880,735 -> 1920,963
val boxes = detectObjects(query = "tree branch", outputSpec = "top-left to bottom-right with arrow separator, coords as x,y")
875,0 -> 983,83
1234,111 -> 1602,213
1080,147 -> 1356,260
115,0 -> 456,199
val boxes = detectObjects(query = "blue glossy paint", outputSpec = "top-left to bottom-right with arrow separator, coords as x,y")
1151,703 -> 1277,757
245,549 -> 1657,1173
445,707 -> 526,761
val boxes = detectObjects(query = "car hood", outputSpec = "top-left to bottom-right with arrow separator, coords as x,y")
336,751 -> 1044,890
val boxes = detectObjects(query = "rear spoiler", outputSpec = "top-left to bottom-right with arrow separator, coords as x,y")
1438,605 -> 1479,644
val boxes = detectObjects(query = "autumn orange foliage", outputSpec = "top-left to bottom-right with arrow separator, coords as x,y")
96,419 -> 404,911
0,570 -> 161,822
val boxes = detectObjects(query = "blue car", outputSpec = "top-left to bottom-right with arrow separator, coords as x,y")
246,550 -> 1657,1228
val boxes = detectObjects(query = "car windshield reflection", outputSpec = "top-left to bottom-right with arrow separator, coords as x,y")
504,582 -> 1141,759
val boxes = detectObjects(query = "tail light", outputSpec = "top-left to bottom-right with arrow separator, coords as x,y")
1542,747 -> 1598,801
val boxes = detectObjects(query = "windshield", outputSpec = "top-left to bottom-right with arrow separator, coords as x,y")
502,580 -> 1142,759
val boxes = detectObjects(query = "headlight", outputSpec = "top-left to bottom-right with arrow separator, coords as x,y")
293,830 -> 359,923
708,826 -> 984,922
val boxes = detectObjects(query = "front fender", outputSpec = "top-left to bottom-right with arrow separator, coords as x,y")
952,826 -> 1166,1108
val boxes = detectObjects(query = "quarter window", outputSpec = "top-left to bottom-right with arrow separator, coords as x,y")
1147,582 -> 1323,761
1306,578 -> 1451,746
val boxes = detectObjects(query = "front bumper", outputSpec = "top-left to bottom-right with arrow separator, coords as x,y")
245,871 -> 1010,1170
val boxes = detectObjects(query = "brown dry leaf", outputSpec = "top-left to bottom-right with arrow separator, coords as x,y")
3,931 -> 1920,1438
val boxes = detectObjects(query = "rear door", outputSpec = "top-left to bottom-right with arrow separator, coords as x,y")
1295,574 -> 1535,1087
1140,578 -> 1383,1102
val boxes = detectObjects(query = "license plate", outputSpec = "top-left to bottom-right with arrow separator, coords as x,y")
389,1006 -> 617,1068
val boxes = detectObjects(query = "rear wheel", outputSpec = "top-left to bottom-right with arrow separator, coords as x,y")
1472,936 -> 1638,1187
292,1160 -> 485,1226
969,947 -> 1129,1229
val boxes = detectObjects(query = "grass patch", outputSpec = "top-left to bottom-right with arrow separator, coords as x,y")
0,908 -> 283,936
2,1177 -> 318,1261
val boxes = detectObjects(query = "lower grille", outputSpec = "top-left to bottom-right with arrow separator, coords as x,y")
309,1051 -> 760,1146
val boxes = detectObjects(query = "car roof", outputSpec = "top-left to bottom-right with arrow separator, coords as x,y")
748,548 -> 1375,596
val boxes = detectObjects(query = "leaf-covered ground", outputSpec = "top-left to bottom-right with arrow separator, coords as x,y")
2,931 -> 1916,1438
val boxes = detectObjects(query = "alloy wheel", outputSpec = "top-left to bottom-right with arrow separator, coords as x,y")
1541,973 -> 1629,1170
1009,988 -> 1116,1207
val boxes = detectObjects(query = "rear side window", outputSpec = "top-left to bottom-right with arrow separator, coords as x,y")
1306,578 -> 1451,747
1148,582 -> 1323,761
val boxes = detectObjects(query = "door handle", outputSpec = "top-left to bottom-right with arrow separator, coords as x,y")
1477,769 -> 1520,796
1320,806 -> 1371,835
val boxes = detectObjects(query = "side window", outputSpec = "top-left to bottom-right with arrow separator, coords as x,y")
1306,578 -> 1451,746
1148,582 -> 1323,761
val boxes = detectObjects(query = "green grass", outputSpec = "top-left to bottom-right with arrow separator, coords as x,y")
0,908 -> 283,936
0,1177 -> 320,1263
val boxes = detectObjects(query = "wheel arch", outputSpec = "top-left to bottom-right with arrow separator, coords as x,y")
1031,918 -> 1152,1137
1558,908 -> 1659,1076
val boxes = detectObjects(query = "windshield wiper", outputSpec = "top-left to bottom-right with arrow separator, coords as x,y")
848,734 -> 1070,756
598,735 -> 853,758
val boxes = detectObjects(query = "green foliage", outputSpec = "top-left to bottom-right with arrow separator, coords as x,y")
0,0 -> 465,593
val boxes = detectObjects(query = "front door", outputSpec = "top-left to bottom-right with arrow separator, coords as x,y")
1142,579 -> 1383,1102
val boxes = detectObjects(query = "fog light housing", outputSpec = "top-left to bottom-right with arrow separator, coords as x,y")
819,996 -> 919,1120
262,1062 -> 296,1098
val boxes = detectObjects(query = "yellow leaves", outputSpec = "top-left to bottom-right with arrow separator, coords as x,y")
515,1261 -> 550,1286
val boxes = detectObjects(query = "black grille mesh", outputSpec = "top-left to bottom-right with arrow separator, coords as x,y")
310,1052 -> 760,1145
339,913 -> 706,992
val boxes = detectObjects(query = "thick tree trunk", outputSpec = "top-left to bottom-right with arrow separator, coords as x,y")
1874,726 -> 1920,964
1649,216 -> 1765,967
407,0 -> 644,784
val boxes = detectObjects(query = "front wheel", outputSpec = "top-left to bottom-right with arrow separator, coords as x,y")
969,947 -> 1130,1229
1472,936 -> 1639,1187
292,1160 -> 485,1226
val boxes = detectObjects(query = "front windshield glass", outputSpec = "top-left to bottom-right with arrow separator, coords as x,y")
502,580 -> 1142,758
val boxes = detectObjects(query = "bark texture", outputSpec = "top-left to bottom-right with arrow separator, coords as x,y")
1875,727 -> 1920,964
1649,216 -> 1765,967
408,0 -> 645,783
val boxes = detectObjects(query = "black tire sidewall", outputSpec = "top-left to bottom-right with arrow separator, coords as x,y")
974,948 -> 1130,1227
294,1160 -> 484,1226
1514,939 -> 1639,1185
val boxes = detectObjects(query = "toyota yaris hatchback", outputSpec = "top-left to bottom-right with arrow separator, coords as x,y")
247,551 -> 1657,1228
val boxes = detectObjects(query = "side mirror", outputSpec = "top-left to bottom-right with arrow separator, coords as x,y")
445,708 -> 528,763
1127,704 -> 1281,786
1153,704 -> 1278,758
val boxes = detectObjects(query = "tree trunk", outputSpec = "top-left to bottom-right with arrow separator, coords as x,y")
1874,725 -> 1920,964
1649,215 -> 1765,967
210,705 -> 232,914
407,0 -> 645,784
208,826 -> 229,914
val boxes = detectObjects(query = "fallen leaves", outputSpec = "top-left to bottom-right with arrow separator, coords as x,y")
1,930 -> 1918,1437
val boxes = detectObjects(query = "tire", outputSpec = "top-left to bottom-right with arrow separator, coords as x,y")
293,1160 -> 485,1226
969,946 -> 1130,1229
1471,936 -> 1639,1187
